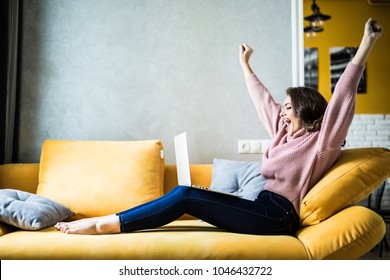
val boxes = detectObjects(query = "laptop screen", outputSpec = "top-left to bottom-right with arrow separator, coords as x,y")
174,132 -> 192,186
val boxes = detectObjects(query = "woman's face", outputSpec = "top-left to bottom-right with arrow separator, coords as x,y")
280,95 -> 302,136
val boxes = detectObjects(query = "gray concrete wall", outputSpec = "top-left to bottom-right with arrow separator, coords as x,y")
18,0 -> 294,163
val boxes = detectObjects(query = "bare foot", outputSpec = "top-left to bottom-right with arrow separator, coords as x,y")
54,214 -> 121,235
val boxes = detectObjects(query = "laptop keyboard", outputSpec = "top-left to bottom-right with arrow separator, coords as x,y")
191,185 -> 210,190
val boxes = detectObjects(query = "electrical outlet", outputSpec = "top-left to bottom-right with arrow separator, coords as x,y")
238,140 -> 251,153
238,140 -> 262,154
238,139 -> 271,154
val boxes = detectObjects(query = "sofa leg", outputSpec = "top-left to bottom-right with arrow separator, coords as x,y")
379,238 -> 383,258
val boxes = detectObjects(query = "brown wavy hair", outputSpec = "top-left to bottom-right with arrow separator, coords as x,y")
286,87 -> 328,132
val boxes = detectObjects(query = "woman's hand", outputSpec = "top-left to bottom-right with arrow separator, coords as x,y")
239,44 -> 255,76
352,18 -> 383,66
239,44 -> 253,65
364,18 -> 383,43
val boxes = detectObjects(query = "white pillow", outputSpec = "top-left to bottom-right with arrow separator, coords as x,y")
0,189 -> 73,230
210,159 -> 267,201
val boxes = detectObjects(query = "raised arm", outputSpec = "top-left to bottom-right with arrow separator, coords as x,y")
239,44 -> 282,137
319,18 -> 383,150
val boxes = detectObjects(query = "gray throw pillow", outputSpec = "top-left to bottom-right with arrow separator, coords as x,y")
0,189 -> 73,230
210,159 -> 267,201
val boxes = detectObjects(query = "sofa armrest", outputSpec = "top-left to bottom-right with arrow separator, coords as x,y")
296,205 -> 385,260
0,163 -> 39,194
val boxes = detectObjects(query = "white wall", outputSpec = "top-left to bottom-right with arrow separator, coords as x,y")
18,0 -> 295,163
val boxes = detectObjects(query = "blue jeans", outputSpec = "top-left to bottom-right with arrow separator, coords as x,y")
117,186 -> 299,235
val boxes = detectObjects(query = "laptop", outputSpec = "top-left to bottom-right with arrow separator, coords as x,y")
174,132 -> 242,198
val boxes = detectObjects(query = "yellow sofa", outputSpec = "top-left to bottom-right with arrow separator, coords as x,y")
0,139 -> 389,260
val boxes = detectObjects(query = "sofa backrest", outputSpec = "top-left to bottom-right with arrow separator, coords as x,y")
2,143 -> 389,226
0,163 -> 39,194
164,164 -> 213,194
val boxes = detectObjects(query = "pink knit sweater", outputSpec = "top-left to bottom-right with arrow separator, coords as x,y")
245,62 -> 365,213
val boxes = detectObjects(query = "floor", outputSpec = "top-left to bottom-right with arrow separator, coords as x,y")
360,223 -> 390,260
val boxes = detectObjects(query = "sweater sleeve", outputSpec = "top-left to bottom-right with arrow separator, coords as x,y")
245,75 -> 282,138
318,62 -> 365,151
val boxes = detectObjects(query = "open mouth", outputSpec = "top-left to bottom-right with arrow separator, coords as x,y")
283,119 -> 291,131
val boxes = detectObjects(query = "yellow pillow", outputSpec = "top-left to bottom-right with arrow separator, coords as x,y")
36,140 -> 164,220
300,147 -> 390,226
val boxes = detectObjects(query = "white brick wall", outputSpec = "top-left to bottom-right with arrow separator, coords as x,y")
346,114 -> 390,149
346,114 -> 390,209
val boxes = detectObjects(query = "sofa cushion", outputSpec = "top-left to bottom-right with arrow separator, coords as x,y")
0,220 -> 308,260
0,189 -> 73,230
300,147 -> 390,226
36,140 -> 164,220
210,159 -> 266,201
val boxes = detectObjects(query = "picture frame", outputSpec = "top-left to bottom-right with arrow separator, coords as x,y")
330,47 -> 367,93
304,48 -> 319,90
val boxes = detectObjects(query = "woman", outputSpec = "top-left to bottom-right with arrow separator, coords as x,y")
55,18 -> 382,236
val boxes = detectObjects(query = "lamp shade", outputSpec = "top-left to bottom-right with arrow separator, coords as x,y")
304,0 -> 331,23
